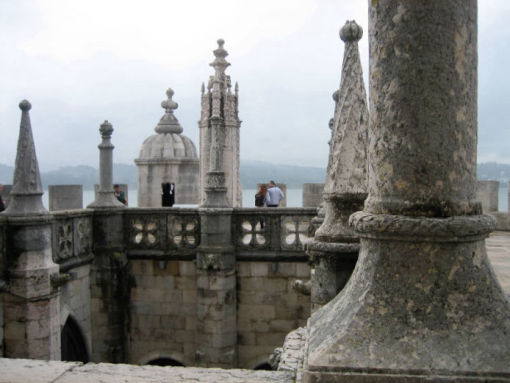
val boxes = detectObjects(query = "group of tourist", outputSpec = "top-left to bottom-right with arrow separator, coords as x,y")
255,180 -> 284,208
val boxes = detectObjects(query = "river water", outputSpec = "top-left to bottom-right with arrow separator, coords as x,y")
41,186 -> 509,212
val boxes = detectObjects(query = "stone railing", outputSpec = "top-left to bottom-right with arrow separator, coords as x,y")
52,210 -> 94,271
232,208 -> 317,260
4,207 -> 318,267
124,208 -> 201,259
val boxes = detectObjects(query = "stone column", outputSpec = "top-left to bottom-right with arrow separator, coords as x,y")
86,121 -> 128,362
195,50 -> 237,366
305,2 -> 510,382
195,208 -> 236,368
2,100 -> 61,360
48,185 -> 83,211
306,21 -> 368,312
89,208 -> 129,363
87,121 -> 124,209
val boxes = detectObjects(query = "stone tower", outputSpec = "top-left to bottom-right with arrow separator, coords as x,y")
199,39 -> 242,207
136,89 -> 199,206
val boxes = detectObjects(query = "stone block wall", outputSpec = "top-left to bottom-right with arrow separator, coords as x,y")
59,264 -> 92,357
48,185 -> 83,211
476,180 -> 499,212
302,183 -> 325,208
236,261 -> 310,369
128,260 -> 197,366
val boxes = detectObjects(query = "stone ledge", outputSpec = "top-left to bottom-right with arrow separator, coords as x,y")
0,358 -> 295,383
350,212 -> 495,242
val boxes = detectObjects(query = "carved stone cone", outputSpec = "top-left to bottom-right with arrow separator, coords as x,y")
306,19 -> 368,309
305,1 -> 510,381
3,100 -> 49,216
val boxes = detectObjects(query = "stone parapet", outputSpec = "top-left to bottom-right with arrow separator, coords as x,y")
0,358 -> 295,383
302,183 -> 324,208
476,180 -> 499,213
48,185 -> 83,211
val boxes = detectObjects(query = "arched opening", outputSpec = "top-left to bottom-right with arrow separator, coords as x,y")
254,362 -> 273,370
61,316 -> 89,363
147,357 -> 184,367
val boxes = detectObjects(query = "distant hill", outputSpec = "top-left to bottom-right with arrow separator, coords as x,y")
477,162 -> 510,185
240,160 -> 326,189
0,161 -> 509,189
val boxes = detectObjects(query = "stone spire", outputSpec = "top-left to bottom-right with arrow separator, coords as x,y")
305,2 -> 510,381
3,100 -> 49,216
155,88 -> 183,134
87,120 -> 124,208
306,20 -> 368,310
199,39 -> 242,207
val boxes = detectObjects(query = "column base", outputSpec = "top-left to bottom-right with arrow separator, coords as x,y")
304,213 -> 510,379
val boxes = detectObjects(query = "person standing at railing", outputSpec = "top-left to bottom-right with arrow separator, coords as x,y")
114,184 -> 128,206
266,180 -> 284,207
255,184 -> 268,228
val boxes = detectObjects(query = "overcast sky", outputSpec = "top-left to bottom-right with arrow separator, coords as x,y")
1,0 -> 509,172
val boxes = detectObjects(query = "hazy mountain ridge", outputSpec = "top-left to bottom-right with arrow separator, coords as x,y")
0,161 -> 509,189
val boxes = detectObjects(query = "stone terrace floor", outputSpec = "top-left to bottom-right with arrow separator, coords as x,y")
0,232 -> 508,383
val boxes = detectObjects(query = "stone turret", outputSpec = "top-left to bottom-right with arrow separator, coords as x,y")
306,20 -> 368,311
199,39 -> 242,207
136,89 -> 199,206
2,100 -> 61,360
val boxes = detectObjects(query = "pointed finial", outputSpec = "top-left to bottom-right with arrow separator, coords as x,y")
161,88 -> 178,113
155,88 -> 183,134
3,100 -> 48,216
235,82 -> 239,95
210,38 -> 230,74
201,82 -> 205,94
340,20 -> 363,43
99,120 -> 113,139
19,99 -> 32,111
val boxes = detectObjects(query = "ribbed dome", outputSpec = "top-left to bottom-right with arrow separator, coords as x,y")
138,133 -> 197,160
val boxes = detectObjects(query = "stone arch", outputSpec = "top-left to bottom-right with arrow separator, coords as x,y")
247,355 -> 274,371
253,361 -> 273,370
61,315 -> 89,363
138,351 -> 185,367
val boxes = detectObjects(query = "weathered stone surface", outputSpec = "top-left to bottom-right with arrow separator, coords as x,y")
305,2 -> 510,381
199,40 -> 242,208
136,89 -> 199,206
307,20 -> 368,310
276,327 -> 306,375
87,121 -> 124,209
0,358 -> 295,383
302,183 -> 324,208
0,358 -> 80,383
3,101 -> 48,216
49,185 -> 83,211
476,180 -> 499,213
